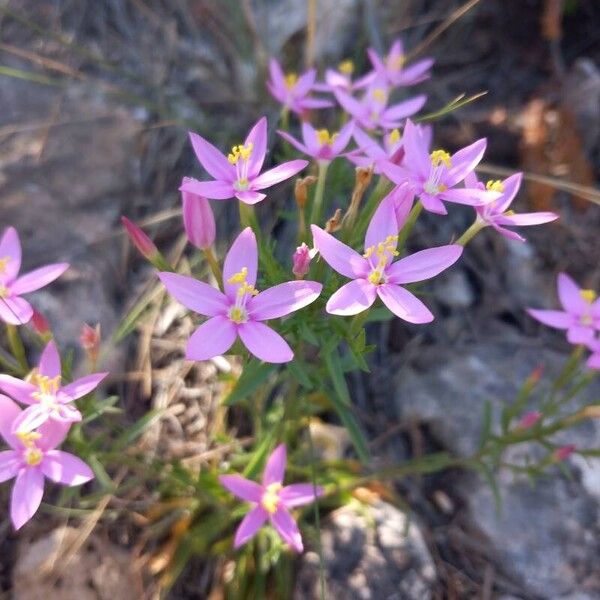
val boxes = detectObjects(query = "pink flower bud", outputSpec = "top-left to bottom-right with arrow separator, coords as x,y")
553,444 -> 575,462
80,322 -> 101,365
30,310 -> 50,336
517,411 -> 542,430
292,243 -> 311,278
182,181 -> 216,250
121,216 -> 159,261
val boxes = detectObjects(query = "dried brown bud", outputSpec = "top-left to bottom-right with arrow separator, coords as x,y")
325,208 -> 343,233
294,175 -> 318,209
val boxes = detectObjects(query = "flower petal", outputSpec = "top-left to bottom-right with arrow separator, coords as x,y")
234,506 -> 268,548
11,405 -> 51,434
495,212 -> 558,227
0,227 -> 21,282
0,395 -> 22,449
280,483 -> 324,508
557,273 -> 588,314
387,245 -> 463,285
219,474 -> 263,502
333,88 -> 367,122
0,450 -> 19,483
440,187 -> 497,206
235,190 -> 267,205
330,120 -> 355,155
11,263 -> 69,296
223,228 -> 257,300
402,119 -> 430,178
0,375 -> 36,405
494,172 -> 522,213
11,467 -> 44,530
179,178 -> 234,200
39,340 -> 61,378
445,139 -> 486,187
251,160 -> 308,190
0,296 -> 33,325
248,281 -> 322,320
189,131 -> 235,181
526,309 -> 572,329
37,419 -> 71,451
567,325 -> 595,345
326,279 -> 377,316
40,450 -> 94,486
158,272 -> 228,317
60,373 -> 108,400
382,95 -> 427,122
365,189 -> 402,249
186,316 -> 237,361
244,117 -> 268,178
587,353 -> 600,370
271,507 -> 303,552
294,69 -> 316,96
397,58 -> 434,85
263,444 -> 286,486
311,226 -> 368,279
377,284 -> 433,323
353,127 -> 386,160
237,321 -> 293,363
277,130 -> 310,155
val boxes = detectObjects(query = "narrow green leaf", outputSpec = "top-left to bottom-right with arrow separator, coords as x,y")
287,361 -> 313,390
223,361 -> 278,406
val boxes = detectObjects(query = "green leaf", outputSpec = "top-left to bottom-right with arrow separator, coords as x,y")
287,361 -> 313,390
478,400 -> 493,450
223,361 -> 278,406
416,91 -> 488,122
113,284 -> 164,343
114,409 -> 163,448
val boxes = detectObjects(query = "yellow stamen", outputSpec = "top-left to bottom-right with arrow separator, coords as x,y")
0,284 -> 8,298
228,267 -> 249,284
31,373 -> 61,398
16,431 -> 42,448
228,306 -> 247,324
486,179 -> 505,193
24,447 -> 43,466
316,129 -> 339,146
580,289 -> 597,303
372,88 -> 387,103
338,60 -> 354,75
227,143 -> 254,165
0,257 -> 9,274
390,55 -> 405,69
388,129 -> 401,144
284,73 -> 298,89
430,150 -> 452,169
261,482 -> 282,514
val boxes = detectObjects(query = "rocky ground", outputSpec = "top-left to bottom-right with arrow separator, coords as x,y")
0,1 -> 599,598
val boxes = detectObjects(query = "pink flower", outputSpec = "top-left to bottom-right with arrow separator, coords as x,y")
586,337 -> 600,370
180,117 -> 308,205
292,243 -> 312,279
313,60 -> 375,94
0,395 -> 93,530
382,119 -> 498,215
277,121 -> 354,163
527,273 -> 600,345
553,445 -> 575,462
517,411 -> 542,429
0,340 -> 108,434
181,181 -> 216,250
121,217 -> 159,261
219,444 -> 323,552
0,227 -> 69,326
464,172 -> 558,241
158,228 -> 322,363
312,186 -> 462,322
334,77 -> 426,131
267,59 -> 333,116
367,38 -> 434,87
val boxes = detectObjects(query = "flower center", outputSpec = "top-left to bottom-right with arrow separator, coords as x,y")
24,446 -> 43,466
363,234 -> 399,286
261,482 -> 282,514
227,267 -> 258,324
284,73 -> 298,89
388,54 -> 406,70
430,150 -> 452,169
580,289 -> 597,303
581,314 -> 594,326
228,143 -> 254,190
0,257 -> 9,274
371,88 -> 387,103
338,59 -> 354,75
316,129 -> 339,146
486,179 -> 505,193
388,128 -> 401,145
423,150 -> 452,195
228,306 -> 248,324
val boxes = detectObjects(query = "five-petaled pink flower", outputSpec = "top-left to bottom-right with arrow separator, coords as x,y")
366,38 -> 434,87
334,77 -> 426,131
383,119 -> 498,215
527,273 -> 600,344
159,228 -> 322,363
277,121 -> 354,163
180,117 -> 308,205
0,227 -> 69,325
267,59 -> 333,116
0,395 -> 94,530
312,186 -> 462,322
313,60 -> 375,94
219,444 -> 323,552
464,172 -> 558,241
0,340 -> 108,434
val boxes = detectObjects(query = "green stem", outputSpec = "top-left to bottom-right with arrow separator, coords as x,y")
309,161 -> 330,226
6,324 -> 28,373
397,201 -> 423,251
455,219 -> 485,246
203,247 -> 223,288
239,202 -> 261,240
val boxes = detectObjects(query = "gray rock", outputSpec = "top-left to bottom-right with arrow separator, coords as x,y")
294,501 -> 436,600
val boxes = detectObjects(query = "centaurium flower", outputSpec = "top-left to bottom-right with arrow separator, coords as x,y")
267,59 -> 333,116
383,119 -> 498,215
292,243 -> 312,279
528,273 -> 600,344
0,340 -> 108,434
334,77 -> 426,131
464,172 -> 558,241
159,228 -> 322,363
313,60 -> 375,94
366,38 -> 434,87
180,117 -> 308,205
277,121 -> 354,163
219,444 -> 323,552
181,181 -> 216,250
0,395 -> 93,530
312,187 -> 462,322
0,227 -> 69,326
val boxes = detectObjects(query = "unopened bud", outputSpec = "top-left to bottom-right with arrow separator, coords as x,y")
517,411 -> 541,430
80,322 -> 101,366
552,444 -> 575,462
30,310 -> 50,337
182,182 -> 216,250
325,208 -> 343,233
292,243 -> 312,279
342,166 -> 374,229
355,166 -> 373,191
122,216 -> 159,261
528,365 -> 544,384
295,176 -> 318,209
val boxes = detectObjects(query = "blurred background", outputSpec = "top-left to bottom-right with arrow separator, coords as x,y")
0,0 -> 599,598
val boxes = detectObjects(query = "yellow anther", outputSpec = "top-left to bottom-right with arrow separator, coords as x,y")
338,60 -> 354,75
486,179 -> 505,193
580,289 -> 597,303
16,431 -> 42,448
0,257 -> 9,273
388,129 -> 401,144
438,184 -> 448,192
261,482 -> 282,514
430,150 -> 452,169
284,73 -> 298,89
228,306 -> 247,324
389,55 -> 406,69
0,284 -> 8,298
316,129 -> 339,146
237,282 -> 259,297
372,88 -> 387,103
227,143 -> 253,165
368,270 -> 383,285
228,267 -> 249,285
24,447 -> 43,466
31,374 -> 61,397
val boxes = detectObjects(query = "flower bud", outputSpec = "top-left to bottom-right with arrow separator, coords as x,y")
552,444 -> 575,462
30,310 -> 50,337
294,176 -> 317,209
121,216 -> 159,261
182,182 -> 216,250
80,322 -> 101,365
517,410 -> 541,430
292,243 -> 311,279
325,208 -> 343,233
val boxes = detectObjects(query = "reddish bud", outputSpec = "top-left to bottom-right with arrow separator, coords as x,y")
121,216 -> 159,261
292,243 -> 312,279
182,182 -> 216,250
30,310 -> 50,336
529,364 -> 544,384
517,411 -> 542,430
553,444 -> 576,462
80,322 -> 101,365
